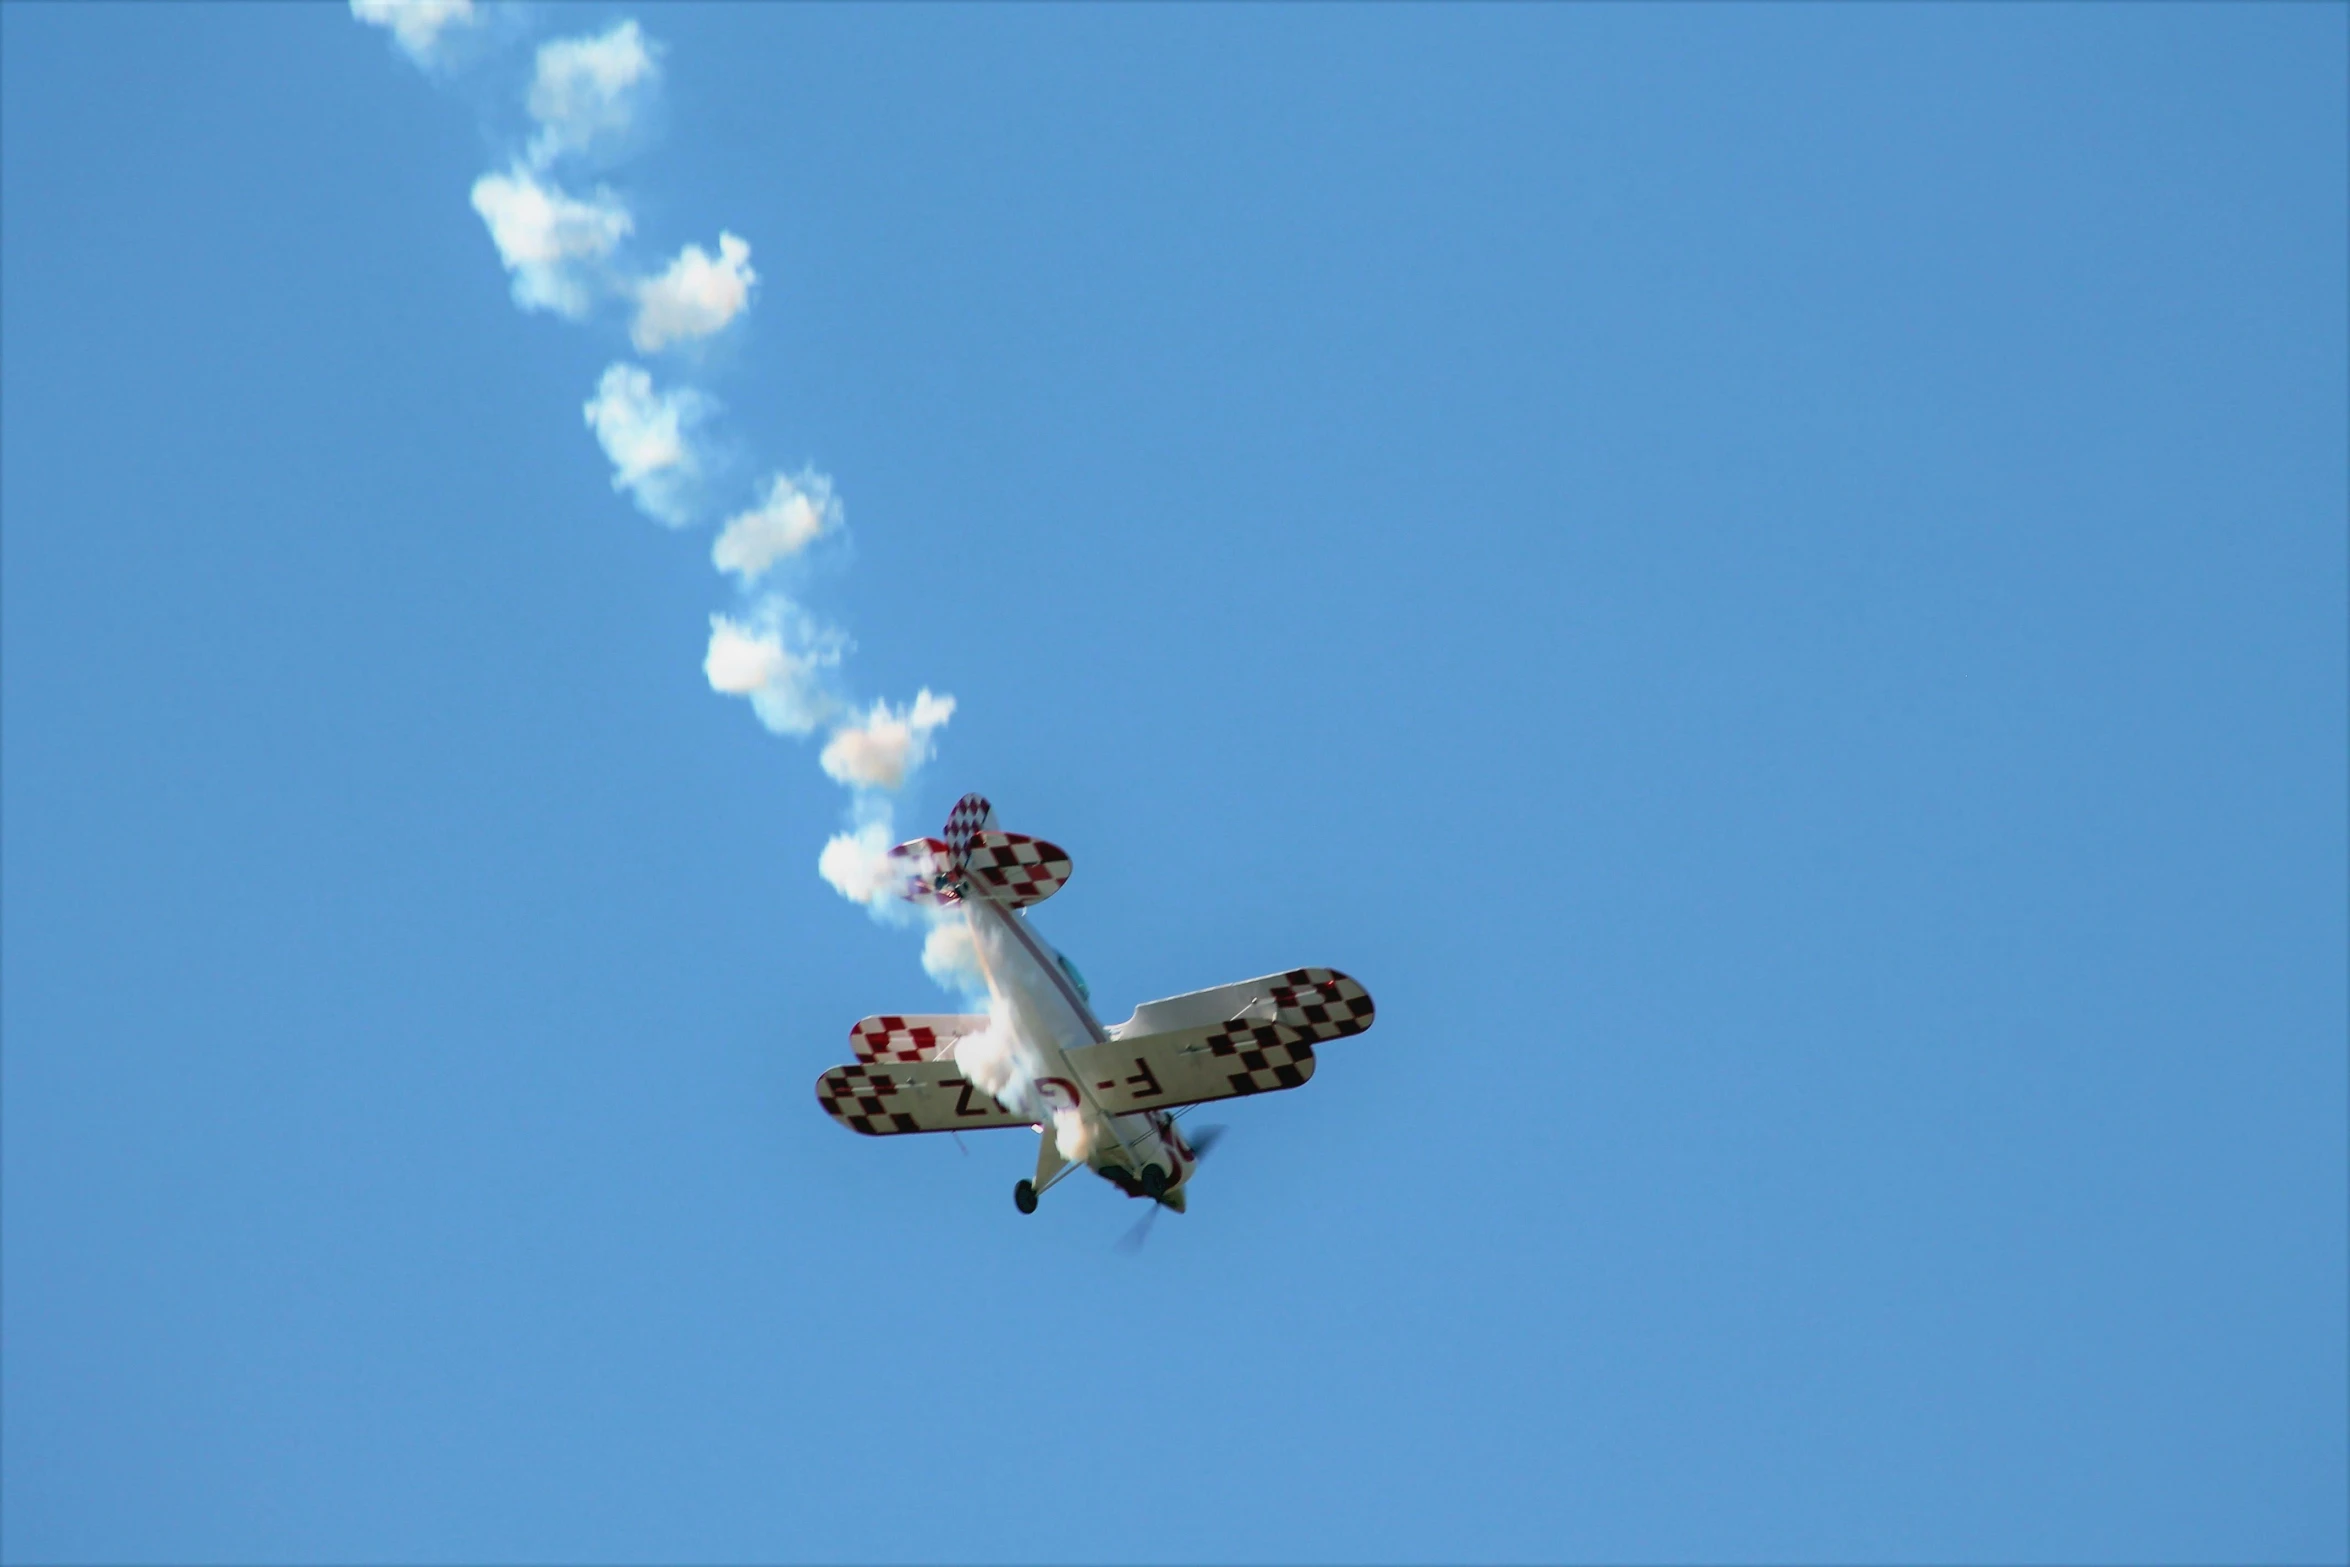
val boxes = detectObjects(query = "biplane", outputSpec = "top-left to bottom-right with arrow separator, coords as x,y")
815,794 -> 1375,1214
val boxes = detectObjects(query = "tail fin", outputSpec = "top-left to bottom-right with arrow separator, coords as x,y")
884,793 -> 1071,908
943,793 -> 996,867
880,788 -> 989,909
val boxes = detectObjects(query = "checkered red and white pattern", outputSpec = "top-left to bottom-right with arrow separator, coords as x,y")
813,1059 -> 1031,1136
849,1013 -> 986,1064
885,836 -> 958,907
942,793 -> 996,866
963,831 -> 1072,907
1267,969 -> 1377,1037
815,1063 -> 920,1136
1200,968 -> 1375,1096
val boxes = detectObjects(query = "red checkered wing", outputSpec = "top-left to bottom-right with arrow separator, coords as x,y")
815,1059 -> 1035,1137
1068,968 -> 1375,1112
963,830 -> 1073,907
849,1013 -> 989,1064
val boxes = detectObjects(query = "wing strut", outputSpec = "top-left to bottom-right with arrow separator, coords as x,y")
1033,1130 -> 1070,1191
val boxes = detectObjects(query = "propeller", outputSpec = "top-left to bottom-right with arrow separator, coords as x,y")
1115,1204 -> 1163,1253
1116,1124 -> 1228,1253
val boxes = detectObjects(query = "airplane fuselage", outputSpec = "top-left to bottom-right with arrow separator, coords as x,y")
961,893 -> 1197,1204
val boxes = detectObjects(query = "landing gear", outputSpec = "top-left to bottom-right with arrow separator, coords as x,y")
1013,1179 -> 1038,1214
1140,1164 -> 1168,1200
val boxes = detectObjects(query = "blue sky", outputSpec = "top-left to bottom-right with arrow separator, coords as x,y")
3,4 -> 2344,1562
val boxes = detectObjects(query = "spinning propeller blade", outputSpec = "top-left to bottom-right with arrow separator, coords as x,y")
1116,1205 -> 1162,1253
1118,1125 -> 1229,1252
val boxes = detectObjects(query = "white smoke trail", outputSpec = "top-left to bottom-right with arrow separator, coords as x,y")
817,819 -> 900,910
1050,1104 -> 1098,1163
353,5 -> 963,973
713,469 -> 838,585
954,1002 -> 1092,1160
951,1007 -> 1043,1128
633,233 -> 757,352
524,20 -> 660,169
469,165 -> 632,319
820,691 -> 955,792
350,0 -> 475,66
703,597 -> 843,737
918,920 -> 981,989
581,363 -> 711,526
966,1027 -> 1097,1162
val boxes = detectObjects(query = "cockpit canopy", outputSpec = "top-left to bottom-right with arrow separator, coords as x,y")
1052,948 -> 1090,1003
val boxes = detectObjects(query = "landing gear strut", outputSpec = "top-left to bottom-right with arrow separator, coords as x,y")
1013,1179 -> 1038,1214
1140,1164 -> 1168,1200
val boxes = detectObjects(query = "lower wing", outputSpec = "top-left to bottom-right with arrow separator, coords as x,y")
815,1060 -> 1033,1136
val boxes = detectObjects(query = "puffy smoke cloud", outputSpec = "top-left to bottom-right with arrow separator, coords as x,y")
581,362 -> 711,526
947,996 -> 1085,1155
633,233 -> 757,352
921,919 -> 983,990
953,1010 -> 1043,1126
713,469 -> 838,585
818,819 -> 899,909
527,20 -> 660,168
1050,1104 -> 1098,1162
469,166 -> 632,319
703,596 -> 843,736
349,0 -> 476,67
819,690 -> 955,792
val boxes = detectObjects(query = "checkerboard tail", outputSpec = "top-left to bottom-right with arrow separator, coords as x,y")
941,793 -> 996,870
963,829 -> 1074,908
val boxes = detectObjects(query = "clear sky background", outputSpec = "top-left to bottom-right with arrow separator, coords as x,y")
4,5 -> 2344,1563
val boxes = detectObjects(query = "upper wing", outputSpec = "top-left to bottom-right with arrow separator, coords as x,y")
815,1059 -> 1033,1136
1070,968 -> 1375,1112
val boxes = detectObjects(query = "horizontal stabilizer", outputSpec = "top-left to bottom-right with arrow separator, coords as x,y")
815,1059 -> 1035,1137
849,1013 -> 988,1064
884,836 -> 957,907
963,830 -> 1072,907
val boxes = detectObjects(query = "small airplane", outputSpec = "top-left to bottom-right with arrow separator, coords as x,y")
815,793 -> 1375,1215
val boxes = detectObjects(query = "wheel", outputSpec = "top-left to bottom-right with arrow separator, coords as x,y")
1013,1179 -> 1038,1215
1140,1164 -> 1168,1200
